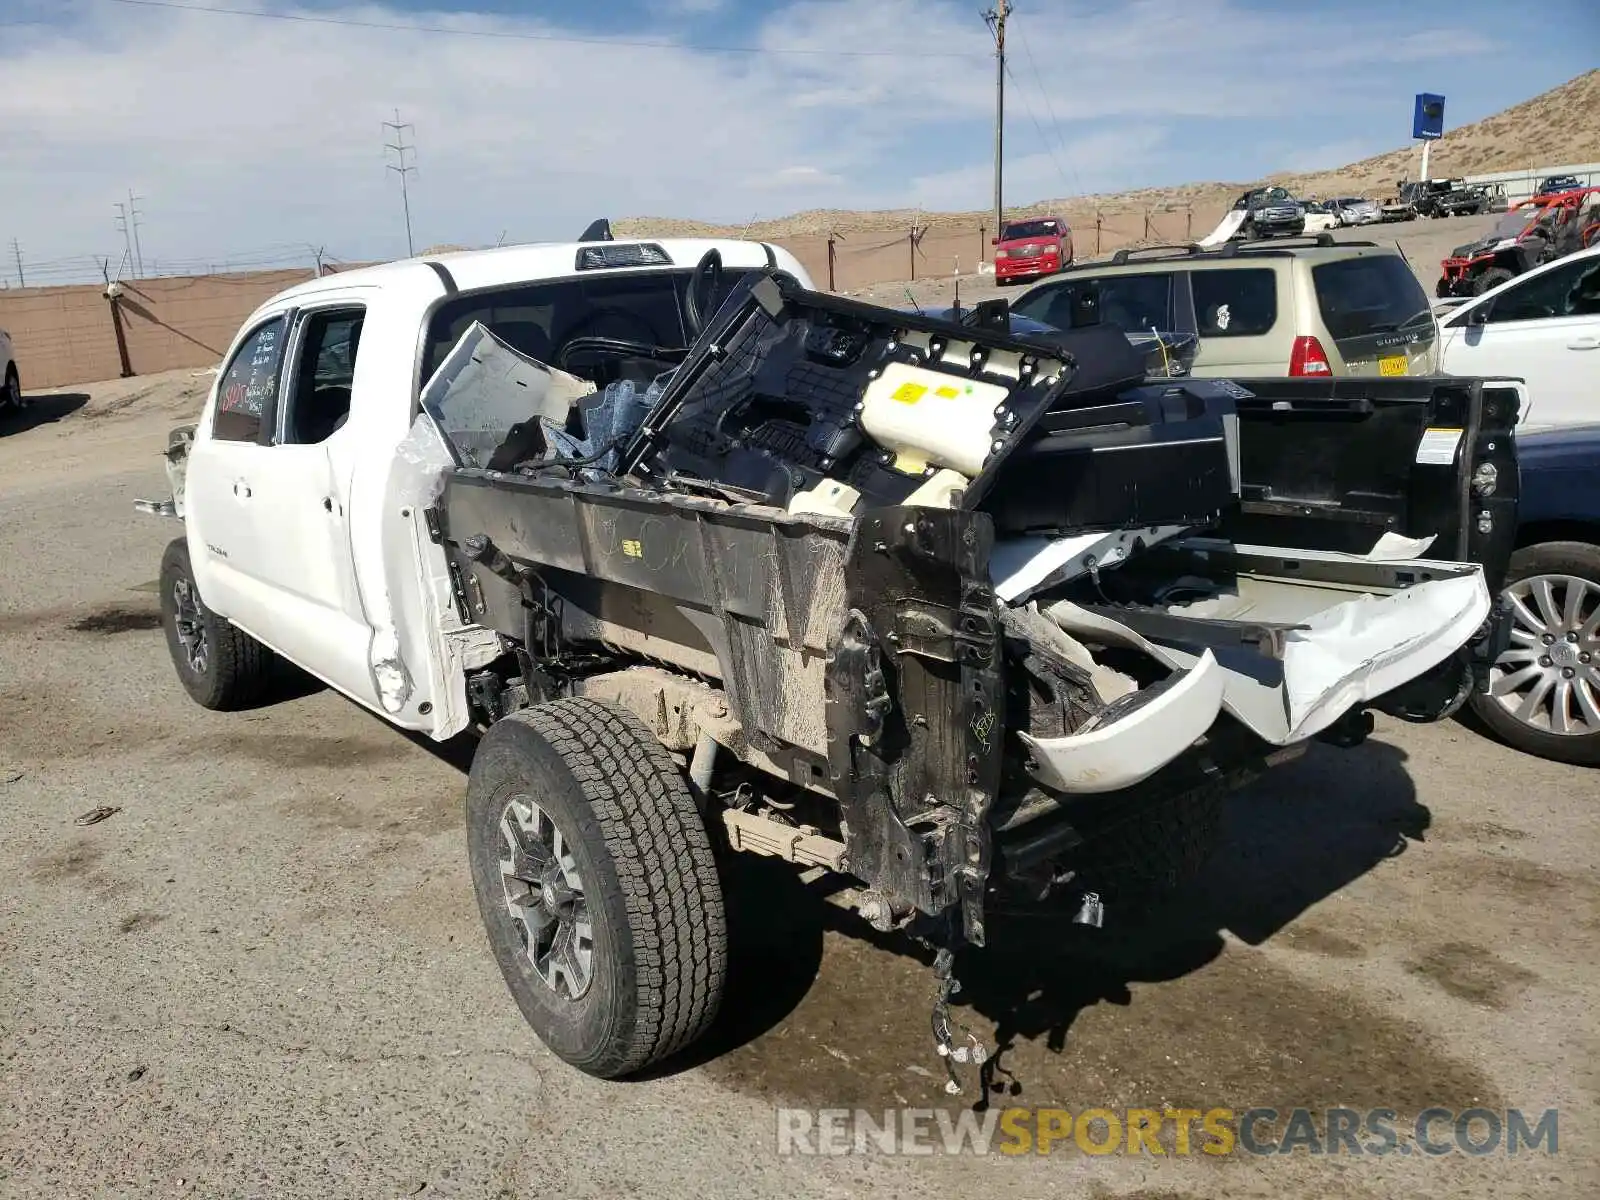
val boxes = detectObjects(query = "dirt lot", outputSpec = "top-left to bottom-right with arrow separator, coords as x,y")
2,306 -> 1597,1199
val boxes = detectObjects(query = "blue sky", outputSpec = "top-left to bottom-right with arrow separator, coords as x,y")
0,0 -> 1594,280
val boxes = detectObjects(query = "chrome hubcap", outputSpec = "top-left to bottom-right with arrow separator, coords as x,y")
171,576 -> 209,676
499,797 -> 593,1000
1490,573 -> 1600,737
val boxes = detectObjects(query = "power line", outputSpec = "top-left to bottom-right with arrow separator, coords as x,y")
102,0 -> 987,59
1015,24 -> 1082,197
1003,61 -> 1076,201
384,110 -> 417,259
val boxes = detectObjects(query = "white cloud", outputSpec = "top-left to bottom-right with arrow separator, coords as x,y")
747,165 -> 847,191
0,0 -> 1505,275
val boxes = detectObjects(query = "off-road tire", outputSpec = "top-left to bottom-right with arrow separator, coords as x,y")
465,698 -> 728,1079
159,537 -> 275,710
1467,541 -> 1600,767
1472,267 -> 1515,295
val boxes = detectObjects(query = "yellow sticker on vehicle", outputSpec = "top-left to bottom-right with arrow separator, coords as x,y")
621,539 -> 643,558
892,382 -> 928,404
935,385 -> 961,399
1379,354 -> 1408,377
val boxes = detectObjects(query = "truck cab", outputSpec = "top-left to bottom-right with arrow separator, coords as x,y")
147,236 -> 813,737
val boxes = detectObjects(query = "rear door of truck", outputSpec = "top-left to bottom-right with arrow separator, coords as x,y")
1218,375 -> 1521,589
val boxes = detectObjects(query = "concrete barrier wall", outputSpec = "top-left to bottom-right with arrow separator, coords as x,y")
0,269 -> 325,391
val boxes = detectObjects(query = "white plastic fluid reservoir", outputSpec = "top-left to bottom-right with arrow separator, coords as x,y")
859,361 -> 1008,476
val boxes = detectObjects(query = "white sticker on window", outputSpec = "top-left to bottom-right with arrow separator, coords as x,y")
1215,303 -> 1232,331
1415,427 -> 1463,465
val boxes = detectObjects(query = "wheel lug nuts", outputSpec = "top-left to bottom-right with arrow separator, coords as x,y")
1539,656 -> 1552,667
1563,668 -> 1575,679
1542,633 -> 1555,644
1566,632 -> 1579,642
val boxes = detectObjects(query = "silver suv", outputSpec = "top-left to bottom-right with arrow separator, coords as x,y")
1010,236 -> 1440,378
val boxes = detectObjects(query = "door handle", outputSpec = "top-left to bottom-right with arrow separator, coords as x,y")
1567,337 -> 1599,350
233,480 -> 251,498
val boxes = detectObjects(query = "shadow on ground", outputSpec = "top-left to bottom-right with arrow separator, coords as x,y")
684,739 -> 1454,1115
0,393 -> 89,435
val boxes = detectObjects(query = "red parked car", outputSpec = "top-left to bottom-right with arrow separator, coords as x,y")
992,216 -> 1073,285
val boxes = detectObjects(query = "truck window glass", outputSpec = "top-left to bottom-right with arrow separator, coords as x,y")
1192,269 -> 1278,337
283,307 -> 365,444
421,272 -> 725,388
1013,273 -> 1171,334
1000,219 -> 1061,240
212,316 -> 287,443
1311,256 -> 1432,341
1486,258 -> 1600,323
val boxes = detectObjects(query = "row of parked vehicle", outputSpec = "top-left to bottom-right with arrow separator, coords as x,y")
953,228 -> 1600,765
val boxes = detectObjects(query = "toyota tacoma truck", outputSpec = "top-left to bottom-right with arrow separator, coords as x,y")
137,230 -> 1519,1088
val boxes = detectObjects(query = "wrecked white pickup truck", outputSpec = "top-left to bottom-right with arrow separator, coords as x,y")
138,229 -> 1520,1087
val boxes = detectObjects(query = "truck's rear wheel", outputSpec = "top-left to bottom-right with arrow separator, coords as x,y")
159,537 -> 274,710
465,698 -> 727,1078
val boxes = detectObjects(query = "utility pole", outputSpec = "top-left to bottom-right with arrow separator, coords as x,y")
114,202 -> 138,278
984,0 -> 1008,242
126,190 -> 146,277
9,239 -> 23,288
383,109 -> 418,257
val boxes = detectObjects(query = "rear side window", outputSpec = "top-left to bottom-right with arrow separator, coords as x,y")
1014,273 -> 1172,333
1192,269 -> 1277,337
1311,256 -> 1431,341
212,317 -> 286,443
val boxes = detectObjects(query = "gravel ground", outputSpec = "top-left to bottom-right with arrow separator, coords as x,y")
2,294 -> 1596,1199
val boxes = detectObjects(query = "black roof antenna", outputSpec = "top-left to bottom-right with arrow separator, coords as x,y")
578,218 -> 615,242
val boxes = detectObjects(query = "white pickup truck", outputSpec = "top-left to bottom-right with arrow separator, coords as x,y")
139,231 -> 1519,1087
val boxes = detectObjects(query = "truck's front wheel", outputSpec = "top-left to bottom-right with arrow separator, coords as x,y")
159,537 -> 275,710
465,698 -> 728,1079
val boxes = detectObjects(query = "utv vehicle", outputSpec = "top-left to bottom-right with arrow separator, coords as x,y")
1438,188 -> 1600,297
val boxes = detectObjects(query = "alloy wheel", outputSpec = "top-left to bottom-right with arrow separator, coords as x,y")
1489,573 -> 1600,737
170,576 -> 209,677
499,796 -> 594,1001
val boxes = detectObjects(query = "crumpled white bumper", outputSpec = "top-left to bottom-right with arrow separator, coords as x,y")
1042,560 -> 1492,747
1020,650 -> 1226,794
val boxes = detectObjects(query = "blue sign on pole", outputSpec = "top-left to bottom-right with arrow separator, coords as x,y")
1413,93 -> 1445,140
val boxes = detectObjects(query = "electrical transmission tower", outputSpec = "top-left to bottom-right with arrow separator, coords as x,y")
9,239 -> 23,288
383,110 -> 418,258
114,194 -> 146,278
